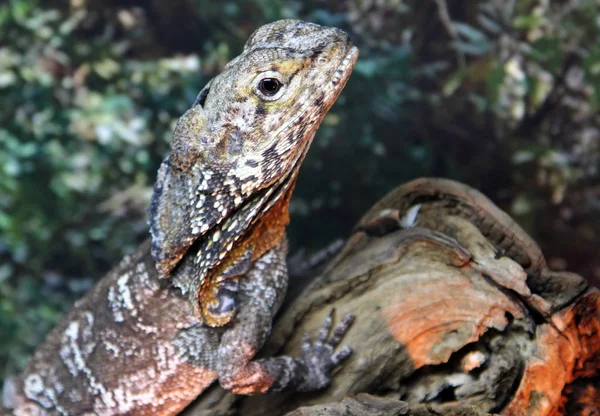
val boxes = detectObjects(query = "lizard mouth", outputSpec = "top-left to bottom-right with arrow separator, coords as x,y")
257,44 -> 359,202
331,45 -> 359,87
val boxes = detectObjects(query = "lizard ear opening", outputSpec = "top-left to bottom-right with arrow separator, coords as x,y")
193,80 -> 212,107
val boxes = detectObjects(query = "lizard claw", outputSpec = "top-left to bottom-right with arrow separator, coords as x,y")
297,310 -> 355,392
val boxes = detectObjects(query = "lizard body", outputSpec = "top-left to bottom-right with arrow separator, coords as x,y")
3,20 -> 358,415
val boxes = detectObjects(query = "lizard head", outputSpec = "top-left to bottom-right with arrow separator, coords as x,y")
149,20 -> 358,284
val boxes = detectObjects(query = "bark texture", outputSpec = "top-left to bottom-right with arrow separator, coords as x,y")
184,178 -> 600,416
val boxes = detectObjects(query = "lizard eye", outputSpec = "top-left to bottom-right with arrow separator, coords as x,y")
259,78 -> 281,96
254,72 -> 286,101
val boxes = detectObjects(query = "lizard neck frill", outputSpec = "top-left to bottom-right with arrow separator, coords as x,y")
196,175 -> 297,327
170,147 -> 306,327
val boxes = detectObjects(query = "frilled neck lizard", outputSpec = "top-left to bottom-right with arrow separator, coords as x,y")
3,20 -> 358,415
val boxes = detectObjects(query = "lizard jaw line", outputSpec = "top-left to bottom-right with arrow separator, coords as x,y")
268,44 -> 359,183
253,46 -> 359,230
272,44 -> 359,150
330,45 -> 359,87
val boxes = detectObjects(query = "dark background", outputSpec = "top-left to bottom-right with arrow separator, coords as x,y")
1,0 -> 599,382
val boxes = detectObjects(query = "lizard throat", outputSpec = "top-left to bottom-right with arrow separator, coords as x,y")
169,149 -> 305,326
196,174 -> 297,327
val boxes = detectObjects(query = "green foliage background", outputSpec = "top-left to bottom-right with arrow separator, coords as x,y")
1,0 -> 599,381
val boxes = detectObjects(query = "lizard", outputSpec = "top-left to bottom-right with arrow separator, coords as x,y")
2,19 -> 359,416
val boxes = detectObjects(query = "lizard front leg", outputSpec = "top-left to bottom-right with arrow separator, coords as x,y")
216,238 -> 354,395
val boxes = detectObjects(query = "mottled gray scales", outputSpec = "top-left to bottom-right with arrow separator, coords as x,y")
5,19 -> 358,416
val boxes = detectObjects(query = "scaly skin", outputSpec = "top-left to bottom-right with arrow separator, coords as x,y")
2,20 -> 358,416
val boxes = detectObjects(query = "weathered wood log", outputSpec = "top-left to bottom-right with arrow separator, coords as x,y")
184,178 -> 600,416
